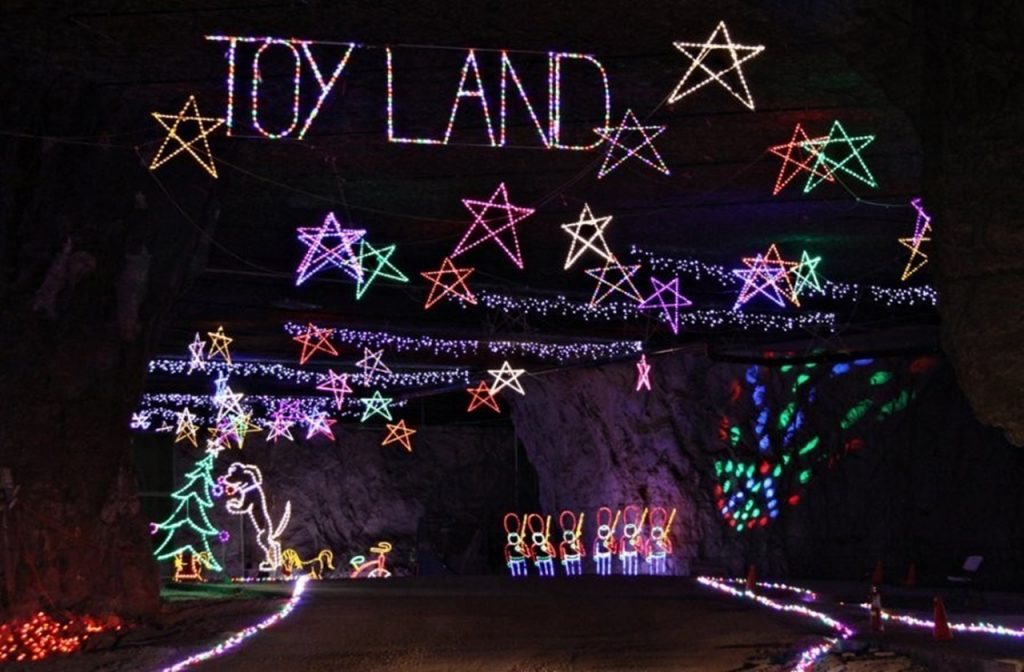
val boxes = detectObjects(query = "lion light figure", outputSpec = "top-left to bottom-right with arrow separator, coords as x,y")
282,548 -> 335,580
220,463 -> 292,572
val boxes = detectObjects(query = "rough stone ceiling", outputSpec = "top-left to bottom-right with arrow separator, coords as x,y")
6,1 -> 938,409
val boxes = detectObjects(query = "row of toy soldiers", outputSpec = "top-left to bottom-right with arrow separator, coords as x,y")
503,505 -> 677,577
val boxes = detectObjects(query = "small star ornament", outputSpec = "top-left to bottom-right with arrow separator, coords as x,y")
451,183 -> 535,269
466,380 -> 501,413
149,95 -> 225,177
292,323 -> 338,365
354,239 -> 409,299
355,348 -> 392,385
303,410 -> 337,441
638,277 -> 693,334
174,407 -> 199,447
668,21 -> 765,110
421,257 -> 478,309
585,258 -> 644,306
593,109 -> 670,179
206,326 -> 233,364
187,333 -> 207,374
382,419 -> 417,452
561,204 -> 615,270
635,354 -> 652,392
769,123 -> 834,195
317,370 -> 353,411
295,212 -> 366,285
360,391 -> 394,423
488,361 -> 526,396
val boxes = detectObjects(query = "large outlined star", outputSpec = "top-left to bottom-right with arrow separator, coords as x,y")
803,121 -> 876,192
593,109 -> 670,179
452,183 -> 535,269
638,277 -> 692,334
360,391 -> 394,423
585,258 -> 644,306
292,323 -> 338,365
354,239 -> 409,299
466,380 -> 501,413
668,21 -> 765,110
768,123 -> 834,196
295,212 -> 366,286
149,95 -> 225,177
382,419 -> 417,453
488,361 -> 526,396
561,204 -> 615,270
421,257 -> 478,309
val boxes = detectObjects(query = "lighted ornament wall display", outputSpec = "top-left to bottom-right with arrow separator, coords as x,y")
149,95 -> 225,178
302,410 -> 336,441
638,277 -> 692,334
668,21 -> 765,110
187,333 -> 207,374
562,204 -> 615,270
900,198 -> 932,281
174,407 -> 200,447
593,109 -> 670,179
353,239 -> 409,299
359,390 -> 394,422
355,347 -> 392,385
220,462 -> 292,572
151,453 -> 224,572
732,244 -> 801,310
421,257 -> 478,308
316,370 -> 353,410
635,354 -> 652,391
585,258 -> 643,306
802,120 -> 877,193
348,542 -> 393,578
592,506 -> 620,576
282,549 -> 335,580
503,513 -> 531,577
204,36 -> 356,139
387,46 -> 610,150
382,419 -> 416,452
173,552 -> 214,582
206,326 -> 233,364
295,212 -> 366,285
633,246 -> 938,308
488,360 -> 527,395
452,183 -> 535,269
769,123 -> 834,195
526,513 -> 557,577
466,380 -> 501,413
292,323 -> 339,365
557,511 -> 586,576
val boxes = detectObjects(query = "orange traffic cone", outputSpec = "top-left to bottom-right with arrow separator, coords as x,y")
933,596 -> 953,641
870,586 -> 884,632
905,563 -> 917,588
745,564 -> 757,592
871,560 -> 884,586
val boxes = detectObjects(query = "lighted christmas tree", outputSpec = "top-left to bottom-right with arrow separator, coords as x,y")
152,453 -> 223,572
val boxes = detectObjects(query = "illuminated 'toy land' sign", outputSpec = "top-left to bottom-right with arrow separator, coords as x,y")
204,36 -> 611,149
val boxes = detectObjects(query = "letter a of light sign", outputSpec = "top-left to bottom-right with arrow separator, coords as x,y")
205,36 -> 610,150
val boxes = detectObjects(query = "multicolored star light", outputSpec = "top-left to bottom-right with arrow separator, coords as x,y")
452,183 -> 535,269
382,419 -> 416,452
668,21 -> 765,110
355,348 -> 392,385
292,323 -> 339,365
768,123 -> 834,195
585,258 -> 644,306
900,198 -> 932,281
593,109 -> 670,179
149,95 -> 225,178
295,213 -> 366,286
732,245 -> 801,310
421,257 -> 478,309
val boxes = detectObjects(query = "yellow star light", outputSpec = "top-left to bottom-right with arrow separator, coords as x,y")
150,95 -> 225,178
206,325 -> 233,365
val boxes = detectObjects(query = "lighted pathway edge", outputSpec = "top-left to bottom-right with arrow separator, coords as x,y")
158,575 -> 311,671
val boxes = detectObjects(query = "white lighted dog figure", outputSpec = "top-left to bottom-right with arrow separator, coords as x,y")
220,463 -> 292,572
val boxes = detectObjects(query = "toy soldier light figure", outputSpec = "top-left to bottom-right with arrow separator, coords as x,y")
503,513 -> 531,577
592,507 -> 620,576
558,510 -> 586,576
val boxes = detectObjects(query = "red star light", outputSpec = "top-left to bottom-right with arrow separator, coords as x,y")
466,380 -> 501,413
451,183 -> 535,269
421,257 -> 478,309
768,123 -> 834,195
292,323 -> 339,365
